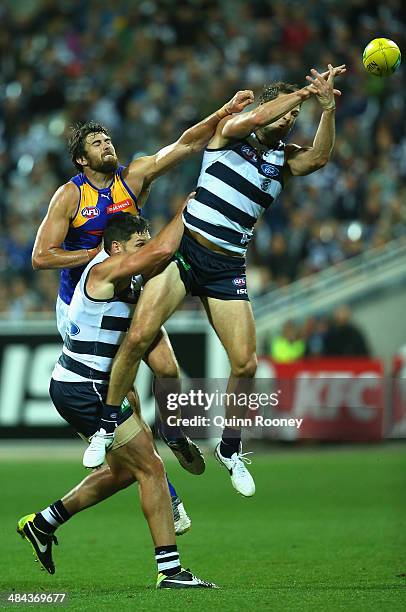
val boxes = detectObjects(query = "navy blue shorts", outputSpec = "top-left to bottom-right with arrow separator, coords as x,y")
174,231 -> 249,301
49,379 -> 133,438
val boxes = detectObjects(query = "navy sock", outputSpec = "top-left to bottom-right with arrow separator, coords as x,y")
160,419 -> 183,442
153,377 -> 184,441
220,427 -> 241,458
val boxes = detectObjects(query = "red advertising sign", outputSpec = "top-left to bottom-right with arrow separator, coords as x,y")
257,357 -> 385,441
389,353 -> 406,438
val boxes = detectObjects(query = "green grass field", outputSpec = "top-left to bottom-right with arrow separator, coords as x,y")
0,444 -> 405,611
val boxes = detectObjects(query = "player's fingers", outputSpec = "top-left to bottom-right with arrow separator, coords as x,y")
333,88 -> 341,96
320,64 -> 346,79
241,93 -> 254,104
311,68 -> 326,85
327,64 -> 334,83
306,75 -> 323,91
238,89 -> 254,99
306,83 -> 318,94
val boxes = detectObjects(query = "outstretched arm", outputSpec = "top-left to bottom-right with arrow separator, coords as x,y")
285,64 -> 337,176
122,90 -> 254,194
220,64 -> 345,142
32,182 -> 101,270
86,193 -> 193,299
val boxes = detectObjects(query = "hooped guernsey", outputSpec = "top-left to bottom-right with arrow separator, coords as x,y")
183,138 -> 285,255
53,250 -> 142,384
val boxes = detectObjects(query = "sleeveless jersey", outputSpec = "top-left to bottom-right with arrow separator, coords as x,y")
183,139 -> 285,255
53,250 -> 139,384
59,165 -> 139,305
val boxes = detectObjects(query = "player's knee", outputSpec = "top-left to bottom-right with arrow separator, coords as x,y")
115,470 -> 136,489
153,359 -> 180,379
138,451 -> 166,481
127,326 -> 157,353
107,465 -> 136,489
231,353 -> 257,378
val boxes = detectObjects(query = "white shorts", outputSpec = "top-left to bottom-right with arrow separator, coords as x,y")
56,295 -> 69,340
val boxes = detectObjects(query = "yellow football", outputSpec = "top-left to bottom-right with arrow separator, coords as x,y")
362,38 -> 401,77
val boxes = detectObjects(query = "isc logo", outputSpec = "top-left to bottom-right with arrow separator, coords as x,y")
82,207 -> 100,218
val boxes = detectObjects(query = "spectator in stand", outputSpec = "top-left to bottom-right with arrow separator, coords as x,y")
303,314 -> 330,357
324,304 -> 370,356
266,233 -> 297,286
0,0 -> 405,311
269,320 -> 305,363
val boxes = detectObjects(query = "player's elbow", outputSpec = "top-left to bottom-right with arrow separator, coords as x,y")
222,112 -> 260,140
178,131 -> 201,154
315,154 -> 330,169
32,252 -> 47,270
188,139 -> 206,154
250,108 -> 268,128
303,154 -> 330,175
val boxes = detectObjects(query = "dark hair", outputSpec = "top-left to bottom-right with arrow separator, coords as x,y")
68,121 -> 111,170
103,213 -> 150,253
258,82 -> 299,105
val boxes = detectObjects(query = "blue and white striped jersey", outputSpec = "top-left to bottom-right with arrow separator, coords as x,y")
183,138 -> 285,255
52,250 -> 139,384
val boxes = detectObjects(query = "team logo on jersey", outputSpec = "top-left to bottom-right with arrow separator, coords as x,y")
260,178 -> 273,192
67,321 -> 80,336
81,206 -> 100,218
107,199 -> 133,214
261,163 -> 279,177
241,144 -> 258,162
232,277 -> 246,287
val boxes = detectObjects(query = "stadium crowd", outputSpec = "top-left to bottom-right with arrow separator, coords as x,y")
0,0 -> 405,319
265,304 -> 370,363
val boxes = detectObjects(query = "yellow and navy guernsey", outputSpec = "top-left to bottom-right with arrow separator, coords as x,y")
59,165 -> 140,305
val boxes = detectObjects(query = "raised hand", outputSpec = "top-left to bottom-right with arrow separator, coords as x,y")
306,64 -> 339,108
319,64 -> 346,79
224,90 -> 255,114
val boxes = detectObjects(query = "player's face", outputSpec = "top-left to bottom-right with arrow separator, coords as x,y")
122,231 -> 151,254
257,96 -> 301,144
81,132 -> 119,173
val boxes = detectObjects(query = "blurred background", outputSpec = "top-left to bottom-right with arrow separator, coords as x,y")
0,0 -> 405,441
1,5 -> 405,604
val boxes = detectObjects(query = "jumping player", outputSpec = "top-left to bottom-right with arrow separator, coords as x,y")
31,90 -> 254,525
18,207 -> 217,589
95,64 -> 345,496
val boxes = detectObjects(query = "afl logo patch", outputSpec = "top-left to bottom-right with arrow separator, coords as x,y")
261,164 -> 279,177
241,144 -> 258,162
82,206 -> 100,218
67,321 -> 80,336
232,277 -> 246,287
